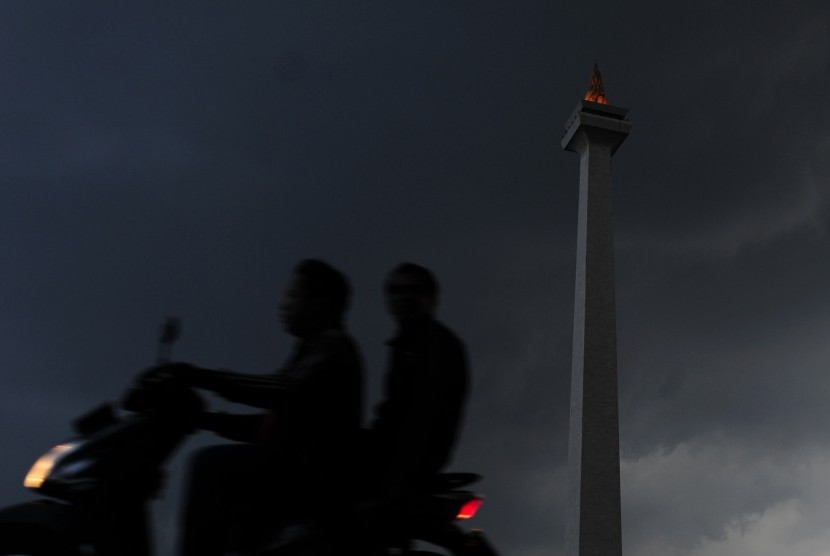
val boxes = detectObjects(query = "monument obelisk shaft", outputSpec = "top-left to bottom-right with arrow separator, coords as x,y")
562,66 -> 631,556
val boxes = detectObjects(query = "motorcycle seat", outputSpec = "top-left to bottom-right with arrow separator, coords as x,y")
428,472 -> 481,491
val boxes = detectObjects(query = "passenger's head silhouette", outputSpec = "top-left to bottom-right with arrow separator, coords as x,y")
280,259 -> 350,337
384,263 -> 439,325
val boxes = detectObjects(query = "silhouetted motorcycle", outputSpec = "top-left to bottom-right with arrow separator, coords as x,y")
0,320 -> 499,556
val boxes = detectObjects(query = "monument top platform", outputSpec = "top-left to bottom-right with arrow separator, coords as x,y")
561,100 -> 631,153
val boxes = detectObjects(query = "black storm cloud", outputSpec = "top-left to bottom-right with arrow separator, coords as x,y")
2,3 -> 829,555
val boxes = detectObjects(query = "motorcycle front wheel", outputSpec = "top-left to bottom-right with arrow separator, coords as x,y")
0,529 -> 81,556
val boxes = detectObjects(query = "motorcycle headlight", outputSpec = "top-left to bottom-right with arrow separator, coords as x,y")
24,442 -> 80,490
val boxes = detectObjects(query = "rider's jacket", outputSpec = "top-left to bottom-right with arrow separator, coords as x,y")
199,327 -> 364,480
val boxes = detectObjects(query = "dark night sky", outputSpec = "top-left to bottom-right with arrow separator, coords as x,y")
2,2 -> 830,555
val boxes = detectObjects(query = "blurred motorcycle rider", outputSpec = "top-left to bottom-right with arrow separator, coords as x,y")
159,259 -> 363,556
361,263 -> 469,519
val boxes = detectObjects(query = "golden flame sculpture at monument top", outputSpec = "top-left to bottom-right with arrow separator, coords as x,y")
583,63 -> 608,104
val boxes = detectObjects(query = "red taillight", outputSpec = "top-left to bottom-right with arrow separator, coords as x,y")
456,497 -> 484,520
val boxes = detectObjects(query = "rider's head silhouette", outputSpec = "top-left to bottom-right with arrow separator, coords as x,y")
384,262 -> 439,325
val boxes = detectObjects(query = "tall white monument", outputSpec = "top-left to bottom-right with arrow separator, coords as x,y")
562,65 -> 631,556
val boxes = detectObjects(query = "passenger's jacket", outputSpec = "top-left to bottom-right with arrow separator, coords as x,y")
371,317 -> 469,495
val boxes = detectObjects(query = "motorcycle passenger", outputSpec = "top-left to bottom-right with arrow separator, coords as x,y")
358,263 -> 469,529
159,259 -> 363,556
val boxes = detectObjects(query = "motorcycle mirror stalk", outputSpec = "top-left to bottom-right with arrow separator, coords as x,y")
156,315 -> 181,365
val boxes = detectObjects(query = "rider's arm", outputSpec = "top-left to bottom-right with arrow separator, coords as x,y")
209,371 -> 298,408
173,334 -> 354,409
173,365 -> 296,409
209,336 -> 357,408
